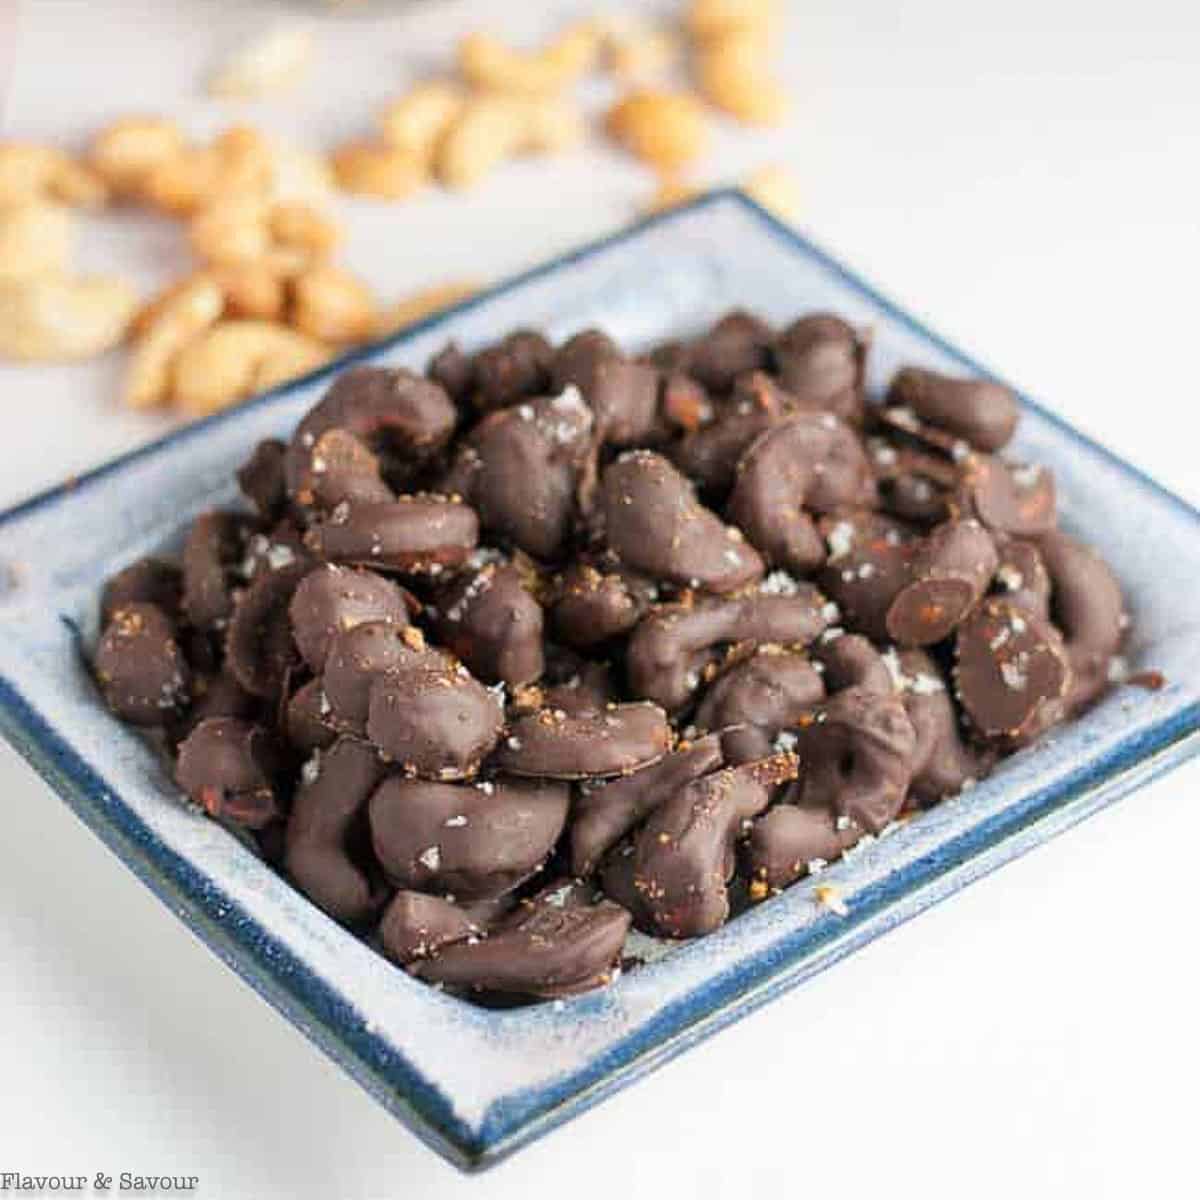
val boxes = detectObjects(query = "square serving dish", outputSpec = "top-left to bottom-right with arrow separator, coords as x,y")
1,192 -> 1197,1172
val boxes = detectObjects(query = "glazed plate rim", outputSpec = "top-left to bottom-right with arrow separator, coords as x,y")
1,191 -> 1198,1171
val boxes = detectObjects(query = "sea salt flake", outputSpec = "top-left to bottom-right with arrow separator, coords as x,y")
826,521 -> 855,562
1000,659 -> 1027,691
444,815 -> 468,827
418,845 -> 441,871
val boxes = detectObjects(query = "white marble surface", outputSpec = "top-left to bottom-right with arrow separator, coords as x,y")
2,2 -> 1198,1197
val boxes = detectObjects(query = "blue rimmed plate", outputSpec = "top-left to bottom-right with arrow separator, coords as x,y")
1,192 -> 1197,1171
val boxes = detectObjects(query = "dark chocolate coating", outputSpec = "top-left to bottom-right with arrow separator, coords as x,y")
412,899 -> 631,998
670,370 -> 789,495
427,340 -> 474,405
954,597 -> 1071,739
431,561 -> 544,686
570,734 -> 724,876
284,736 -> 387,924
631,753 -> 798,937
552,328 -> 660,445
790,687 -> 916,832
1037,530 -> 1125,711
304,495 -> 479,576
495,701 -> 671,780
285,366 -> 457,498
176,717 -> 283,829
379,891 -> 479,965
727,413 -> 877,573
322,620 -> 447,730
888,648 -> 984,803
95,602 -> 190,726
745,803 -> 863,891
289,563 -> 416,672
550,559 -> 654,648
224,561 -> 308,699
885,518 -> 998,646
182,510 -> 254,631
992,536 -> 1052,619
812,633 -> 893,696
886,367 -> 1018,453
445,389 -> 594,560
958,456 -> 1057,537
817,512 -> 914,642
236,438 -> 288,520
284,677 -> 337,752
694,650 -> 825,764
292,428 -> 394,512
600,451 -> 763,593
772,313 -> 866,424
100,558 -> 182,630
175,669 -> 259,742
684,310 -> 773,393
473,329 -> 553,411
626,587 -> 831,712
368,775 -> 569,899
366,664 -> 503,779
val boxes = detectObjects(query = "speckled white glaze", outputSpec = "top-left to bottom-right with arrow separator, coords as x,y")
1,194 -> 1197,1170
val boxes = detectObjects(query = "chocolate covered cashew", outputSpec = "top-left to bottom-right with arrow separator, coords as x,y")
304,494 -> 479,576
369,775 -> 568,898
430,559 -> 544,686
772,313 -> 867,425
289,563 -> 416,671
885,367 -> 1019,453
1037,530 -> 1126,711
954,597 -> 1071,739
626,584 -> 831,712
284,736 -> 387,925
550,557 -> 656,648
495,701 -> 671,779
631,753 -> 798,938
956,456 -> 1057,537
600,450 -> 763,592
285,366 -> 457,499
472,328 -> 553,411
444,387 -> 594,560
291,428 -> 394,512
551,328 -> 660,445
570,734 -> 724,877
176,716 -> 284,829
182,510 -> 255,631
100,557 -> 182,630
225,560 -> 308,698
885,647 -> 984,803
285,677 -> 337,752
671,369 -> 789,495
682,310 -> 773,393
885,518 -> 998,646
412,898 -> 631,998
322,619 -> 447,730
378,891 -> 480,966
727,412 -> 877,573
95,602 -> 191,725
236,438 -> 288,521
694,649 -> 825,764
745,804 -> 863,892
366,663 -> 503,779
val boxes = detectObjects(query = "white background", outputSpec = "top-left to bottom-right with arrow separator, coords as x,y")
2,2 -> 1198,1196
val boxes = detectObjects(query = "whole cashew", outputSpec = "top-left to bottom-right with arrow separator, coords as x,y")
0,274 -> 137,362
171,319 -> 331,416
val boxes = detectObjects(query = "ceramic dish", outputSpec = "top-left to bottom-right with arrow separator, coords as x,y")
1,192 -> 1197,1171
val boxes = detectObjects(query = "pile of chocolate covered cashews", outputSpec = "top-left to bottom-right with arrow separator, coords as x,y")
91,310 -> 1130,1004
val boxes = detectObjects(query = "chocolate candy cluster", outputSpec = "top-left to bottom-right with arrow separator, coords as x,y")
92,310 -> 1128,1004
